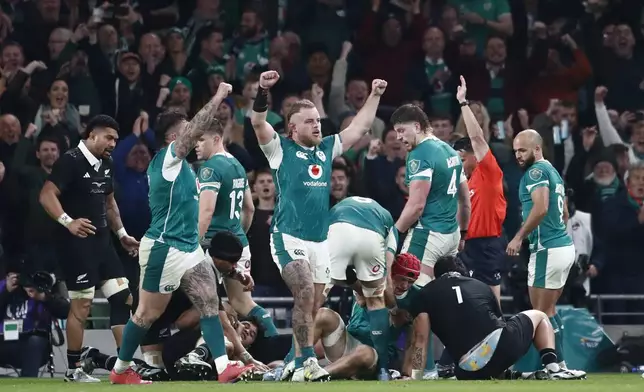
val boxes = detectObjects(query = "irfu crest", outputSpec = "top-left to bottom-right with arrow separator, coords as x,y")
409,159 -> 420,174
528,168 -> 542,181
200,167 -> 213,180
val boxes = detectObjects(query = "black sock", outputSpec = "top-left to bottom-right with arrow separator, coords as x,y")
67,350 -> 81,369
105,356 -> 117,371
92,352 -> 111,369
193,344 -> 212,362
539,348 -> 558,367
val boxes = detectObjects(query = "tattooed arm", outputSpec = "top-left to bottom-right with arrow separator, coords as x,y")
406,313 -> 430,379
174,83 -> 233,160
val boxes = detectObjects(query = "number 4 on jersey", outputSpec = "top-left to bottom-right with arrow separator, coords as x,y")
447,169 -> 457,197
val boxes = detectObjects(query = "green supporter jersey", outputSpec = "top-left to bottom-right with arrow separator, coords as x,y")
145,143 -> 199,252
405,137 -> 466,234
518,160 -> 573,252
260,132 -> 343,242
197,152 -> 249,247
329,196 -> 398,252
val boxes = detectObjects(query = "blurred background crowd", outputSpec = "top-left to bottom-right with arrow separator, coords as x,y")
0,0 -> 643,340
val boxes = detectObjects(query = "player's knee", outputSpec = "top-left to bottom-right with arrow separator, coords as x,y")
107,288 -> 133,327
68,287 -> 96,300
321,312 -> 344,347
353,345 -> 377,367
361,279 -> 386,298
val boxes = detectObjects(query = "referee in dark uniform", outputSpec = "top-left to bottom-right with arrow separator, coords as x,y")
406,255 -> 584,380
39,115 -> 140,382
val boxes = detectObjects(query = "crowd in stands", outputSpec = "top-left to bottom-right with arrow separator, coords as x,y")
0,0 -> 643,332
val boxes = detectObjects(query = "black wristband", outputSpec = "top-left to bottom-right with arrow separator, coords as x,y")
253,87 -> 269,113
459,100 -> 470,107
460,230 -> 468,238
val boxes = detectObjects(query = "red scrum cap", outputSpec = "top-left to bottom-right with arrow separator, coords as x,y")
392,253 -> 421,280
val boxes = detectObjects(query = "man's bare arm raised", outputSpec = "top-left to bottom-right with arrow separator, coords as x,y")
339,79 -> 387,152
251,71 -> 279,145
174,83 -> 233,159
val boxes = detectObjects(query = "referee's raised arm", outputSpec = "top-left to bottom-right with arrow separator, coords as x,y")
40,154 -> 96,238
456,75 -> 489,161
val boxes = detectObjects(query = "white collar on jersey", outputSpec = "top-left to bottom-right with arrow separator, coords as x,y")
78,141 -> 102,171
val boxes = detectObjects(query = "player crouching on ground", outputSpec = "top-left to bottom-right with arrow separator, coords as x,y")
407,255 -> 586,381
302,254 -> 422,381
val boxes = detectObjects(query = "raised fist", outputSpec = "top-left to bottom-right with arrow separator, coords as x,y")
371,79 -> 387,96
259,70 -> 280,89
215,82 -> 233,99
311,83 -> 324,101
594,86 -> 608,103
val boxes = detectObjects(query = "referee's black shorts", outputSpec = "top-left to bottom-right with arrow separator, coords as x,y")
459,236 -> 507,286
56,228 -> 125,291
455,313 -> 534,380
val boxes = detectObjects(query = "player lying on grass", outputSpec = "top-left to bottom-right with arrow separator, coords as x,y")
80,297 -> 262,381
82,232 -> 265,381
255,254 -> 423,381
406,255 -> 586,381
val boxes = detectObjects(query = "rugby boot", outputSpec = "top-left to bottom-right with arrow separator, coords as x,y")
218,361 -> 255,383
64,368 -> 100,383
303,357 -> 331,382
109,367 -> 152,384
175,351 -> 212,380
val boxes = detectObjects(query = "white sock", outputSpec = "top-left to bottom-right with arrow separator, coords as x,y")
214,355 -> 229,374
113,359 -> 131,374
546,362 -> 560,372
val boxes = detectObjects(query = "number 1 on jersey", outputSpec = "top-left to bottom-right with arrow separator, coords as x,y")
452,286 -> 463,304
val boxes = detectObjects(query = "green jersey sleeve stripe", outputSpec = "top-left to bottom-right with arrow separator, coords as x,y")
199,182 -> 220,191
526,180 -> 548,192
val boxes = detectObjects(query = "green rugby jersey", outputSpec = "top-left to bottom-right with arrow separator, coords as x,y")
145,143 -> 199,252
405,137 -> 465,234
260,132 -> 343,242
518,160 -> 573,251
197,152 -> 249,247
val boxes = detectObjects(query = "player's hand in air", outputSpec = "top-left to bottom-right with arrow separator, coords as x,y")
371,79 -> 387,96
456,75 -> 467,103
506,236 -> 522,256
120,235 -> 140,257
68,218 -> 96,238
259,70 -> 280,89
239,273 -> 254,291
215,82 -> 233,100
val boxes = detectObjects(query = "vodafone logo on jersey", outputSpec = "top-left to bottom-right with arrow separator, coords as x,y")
308,164 -> 323,179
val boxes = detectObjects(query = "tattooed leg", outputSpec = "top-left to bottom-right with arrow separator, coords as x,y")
114,290 -> 171,373
282,260 -> 315,367
181,260 -> 230,373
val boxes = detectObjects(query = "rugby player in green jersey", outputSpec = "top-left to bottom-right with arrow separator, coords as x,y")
251,70 -> 387,381
195,118 -> 279,339
390,103 -> 471,373
508,129 -> 584,377
327,196 -> 398,380
111,84 -> 252,384
310,253 -> 421,380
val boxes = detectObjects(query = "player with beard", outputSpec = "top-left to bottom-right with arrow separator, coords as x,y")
407,256 -> 585,380
110,84 -> 253,384
507,129 -> 583,376
389,103 -> 471,373
453,76 -> 507,303
39,115 -> 140,382
194,115 -> 279,338
251,70 -> 387,382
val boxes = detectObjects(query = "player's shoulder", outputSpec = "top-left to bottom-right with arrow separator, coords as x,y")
64,147 -> 83,160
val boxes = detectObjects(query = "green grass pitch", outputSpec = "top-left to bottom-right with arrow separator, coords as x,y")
0,374 -> 642,392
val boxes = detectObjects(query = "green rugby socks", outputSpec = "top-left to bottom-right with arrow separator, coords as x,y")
368,308 -> 391,370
